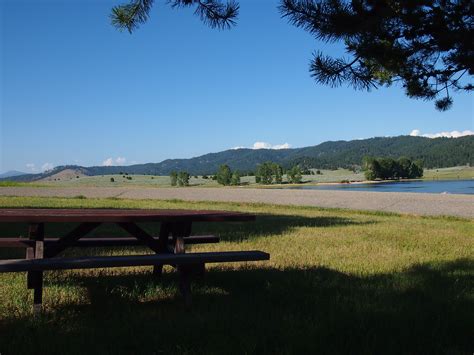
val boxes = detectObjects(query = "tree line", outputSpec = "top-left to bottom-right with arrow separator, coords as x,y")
169,162 -> 307,187
363,157 -> 424,181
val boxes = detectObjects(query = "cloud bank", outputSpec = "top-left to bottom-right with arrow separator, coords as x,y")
102,157 -> 127,166
409,129 -> 474,138
232,142 -> 292,150
25,162 -> 55,173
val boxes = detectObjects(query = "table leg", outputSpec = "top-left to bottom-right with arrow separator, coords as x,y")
154,222 -> 171,276
26,223 -> 44,315
172,222 -> 192,306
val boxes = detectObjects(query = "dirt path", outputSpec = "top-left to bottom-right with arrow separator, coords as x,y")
1,186 -> 473,218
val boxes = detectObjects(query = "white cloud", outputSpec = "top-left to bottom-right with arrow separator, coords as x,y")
41,163 -> 54,172
271,143 -> 292,150
115,157 -> 126,165
410,129 -> 474,138
232,142 -> 292,150
253,142 -> 291,149
102,158 -> 114,167
26,163 -> 37,172
102,157 -> 127,166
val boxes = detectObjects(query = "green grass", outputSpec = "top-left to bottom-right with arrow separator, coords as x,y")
0,196 -> 473,354
10,166 -> 472,189
0,181 -> 47,187
423,166 -> 474,180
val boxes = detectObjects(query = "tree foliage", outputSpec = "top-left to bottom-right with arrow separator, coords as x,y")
363,156 -> 423,180
287,165 -> 303,183
111,0 -> 472,110
111,0 -> 239,33
177,171 -> 190,186
255,162 -> 285,184
280,0 -> 473,110
170,171 -> 178,186
216,164 -> 232,185
230,171 -> 241,186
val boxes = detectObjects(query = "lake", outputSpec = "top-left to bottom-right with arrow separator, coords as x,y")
287,179 -> 474,195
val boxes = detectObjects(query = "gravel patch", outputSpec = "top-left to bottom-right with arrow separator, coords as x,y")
0,187 -> 472,218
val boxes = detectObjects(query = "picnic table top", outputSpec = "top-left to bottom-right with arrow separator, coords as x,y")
0,208 -> 256,223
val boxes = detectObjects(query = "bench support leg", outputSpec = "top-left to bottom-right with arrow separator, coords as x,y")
172,222 -> 193,306
154,223 -> 171,277
26,223 -> 45,315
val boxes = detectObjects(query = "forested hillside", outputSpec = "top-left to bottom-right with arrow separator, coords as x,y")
4,135 -> 472,181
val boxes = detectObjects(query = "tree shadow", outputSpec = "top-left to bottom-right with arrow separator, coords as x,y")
0,213 -> 376,254
1,259 -> 472,354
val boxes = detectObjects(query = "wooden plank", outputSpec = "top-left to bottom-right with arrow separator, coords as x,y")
117,223 -> 160,253
45,223 -> 101,257
26,223 -> 44,314
0,251 -> 270,272
0,235 -> 220,248
0,208 -> 256,223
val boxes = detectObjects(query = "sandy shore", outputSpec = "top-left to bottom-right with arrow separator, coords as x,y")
0,186 -> 473,218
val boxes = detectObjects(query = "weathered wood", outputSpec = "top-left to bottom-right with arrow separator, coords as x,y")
45,223 -> 101,257
117,223 -> 160,253
0,235 -> 220,248
26,223 -> 44,314
0,209 -> 256,223
153,222 -> 172,276
0,251 -> 270,272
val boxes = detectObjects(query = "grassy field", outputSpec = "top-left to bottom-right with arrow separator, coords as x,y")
7,166 -> 472,189
423,166 -> 474,180
33,169 -> 366,187
0,196 -> 472,354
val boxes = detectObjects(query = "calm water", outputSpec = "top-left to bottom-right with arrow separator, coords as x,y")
288,179 -> 474,195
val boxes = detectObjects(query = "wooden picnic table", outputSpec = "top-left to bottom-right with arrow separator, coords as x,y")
0,208 -> 269,312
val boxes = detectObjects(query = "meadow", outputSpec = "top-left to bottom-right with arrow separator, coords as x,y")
8,166 -> 469,189
0,196 -> 472,354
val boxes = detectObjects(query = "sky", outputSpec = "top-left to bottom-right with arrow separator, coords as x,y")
1,0 -> 473,174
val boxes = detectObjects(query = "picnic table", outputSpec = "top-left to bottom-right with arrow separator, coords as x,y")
0,208 -> 269,312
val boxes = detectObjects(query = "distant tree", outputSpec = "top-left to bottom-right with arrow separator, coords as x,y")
316,170 -> 322,175
287,165 -> 303,183
364,156 -> 424,180
202,175 -> 208,179
217,164 -> 232,186
256,162 -> 275,184
177,171 -> 190,186
110,177 -> 115,182
170,171 -> 178,186
410,160 -> 424,179
272,163 -> 284,184
230,171 -> 241,186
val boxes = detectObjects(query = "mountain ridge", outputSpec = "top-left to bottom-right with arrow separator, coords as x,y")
3,135 -> 473,182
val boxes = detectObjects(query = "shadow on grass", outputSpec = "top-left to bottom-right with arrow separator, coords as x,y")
0,213 -> 376,249
1,259 -> 472,354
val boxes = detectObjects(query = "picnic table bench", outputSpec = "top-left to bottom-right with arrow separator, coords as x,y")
0,208 -> 269,312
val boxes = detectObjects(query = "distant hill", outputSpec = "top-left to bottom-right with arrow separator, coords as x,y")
0,170 -> 27,179
3,135 -> 473,182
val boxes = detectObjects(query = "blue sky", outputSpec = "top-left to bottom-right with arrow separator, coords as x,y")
1,0 -> 473,173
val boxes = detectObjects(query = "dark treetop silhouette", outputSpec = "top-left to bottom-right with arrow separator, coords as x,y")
111,0 -> 473,111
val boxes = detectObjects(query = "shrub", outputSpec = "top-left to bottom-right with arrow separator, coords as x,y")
177,171 -> 190,186
287,166 -> 303,184
217,165 -> 232,186
110,177 -> 115,182
170,171 -> 178,186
